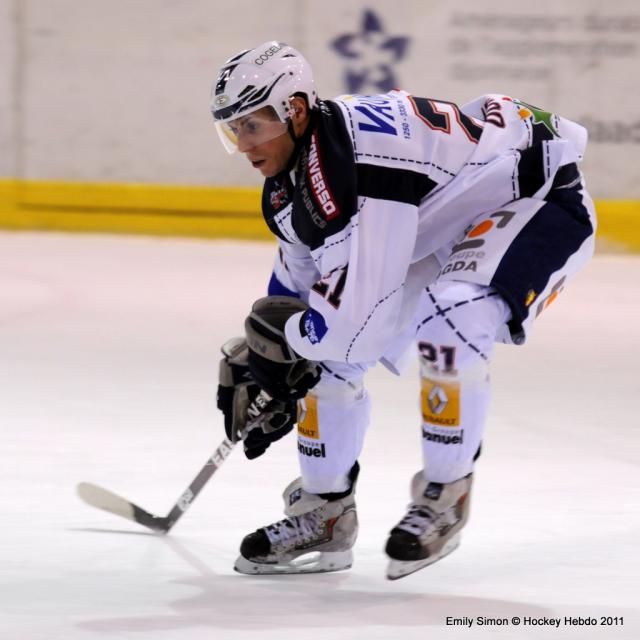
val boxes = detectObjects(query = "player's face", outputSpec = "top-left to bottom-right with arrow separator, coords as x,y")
241,130 -> 295,178
221,107 -> 293,177
224,98 -> 308,178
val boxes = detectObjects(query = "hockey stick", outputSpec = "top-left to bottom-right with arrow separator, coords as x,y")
77,387 -> 276,533
77,436 -> 236,533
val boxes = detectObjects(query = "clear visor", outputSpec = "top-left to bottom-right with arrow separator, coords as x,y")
215,107 -> 289,154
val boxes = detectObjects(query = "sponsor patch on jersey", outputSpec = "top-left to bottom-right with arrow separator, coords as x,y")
297,395 -> 320,440
306,133 -> 339,220
512,98 -> 559,137
421,377 -> 460,427
535,276 -> 565,318
482,98 -> 506,128
354,95 -> 398,136
269,185 -> 288,210
439,259 -> 478,276
301,308 -> 328,345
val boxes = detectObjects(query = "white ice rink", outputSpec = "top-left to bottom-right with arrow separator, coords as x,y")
1,232 -> 638,640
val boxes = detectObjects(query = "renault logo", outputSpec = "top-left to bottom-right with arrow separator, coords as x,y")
428,386 -> 448,415
297,398 -> 308,424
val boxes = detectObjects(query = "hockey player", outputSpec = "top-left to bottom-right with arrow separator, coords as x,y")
212,41 -> 596,579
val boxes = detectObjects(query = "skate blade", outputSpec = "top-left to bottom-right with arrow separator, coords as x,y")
234,550 -> 353,575
386,534 -> 460,581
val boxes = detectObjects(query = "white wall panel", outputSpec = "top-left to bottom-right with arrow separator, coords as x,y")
3,0 -> 640,196
0,0 -> 16,176
306,0 -> 640,198
20,0 -> 297,185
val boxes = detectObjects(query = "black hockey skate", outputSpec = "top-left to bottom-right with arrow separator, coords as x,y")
385,471 -> 472,580
235,475 -> 358,575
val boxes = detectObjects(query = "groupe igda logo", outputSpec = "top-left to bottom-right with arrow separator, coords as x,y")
439,210 -> 516,277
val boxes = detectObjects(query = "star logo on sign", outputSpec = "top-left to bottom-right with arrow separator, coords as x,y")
331,9 -> 410,94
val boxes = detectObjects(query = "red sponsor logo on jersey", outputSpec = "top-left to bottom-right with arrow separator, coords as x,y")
307,133 -> 339,220
270,185 -> 288,209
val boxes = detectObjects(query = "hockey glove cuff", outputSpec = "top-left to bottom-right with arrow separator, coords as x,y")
244,296 -> 322,401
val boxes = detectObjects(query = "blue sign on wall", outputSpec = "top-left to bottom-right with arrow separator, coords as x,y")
331,9 -> 410,94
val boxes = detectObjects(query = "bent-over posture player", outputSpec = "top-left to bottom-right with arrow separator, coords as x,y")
212,41 -> 596,579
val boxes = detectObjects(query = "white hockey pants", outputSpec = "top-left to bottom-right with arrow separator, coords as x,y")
415,281 -> 511,482
296,282 -> 510,494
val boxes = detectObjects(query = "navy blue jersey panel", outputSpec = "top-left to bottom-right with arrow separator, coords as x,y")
267,271 -> 300,298
356,163 -> 438,205
490,187 -> 593,338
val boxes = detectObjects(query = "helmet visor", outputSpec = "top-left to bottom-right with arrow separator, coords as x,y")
214,107 -> 289,154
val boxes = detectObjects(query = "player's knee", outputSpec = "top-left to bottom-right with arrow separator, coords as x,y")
425,282 -> 510,340
312,373 -> 365,403
297,374 -> 370,442
417,282 -> 510,372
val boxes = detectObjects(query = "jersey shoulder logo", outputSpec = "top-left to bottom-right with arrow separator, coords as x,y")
350,95 -> 398,136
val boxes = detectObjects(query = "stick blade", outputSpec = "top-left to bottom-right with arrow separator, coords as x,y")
77,482 -> 169,533
77,482 -> 135,519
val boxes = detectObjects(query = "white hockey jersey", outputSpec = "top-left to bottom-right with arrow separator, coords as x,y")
260,91 -> 588,366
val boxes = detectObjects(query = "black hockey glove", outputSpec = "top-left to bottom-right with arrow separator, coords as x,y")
217,337 -> 296,460
244,296 -> 322,401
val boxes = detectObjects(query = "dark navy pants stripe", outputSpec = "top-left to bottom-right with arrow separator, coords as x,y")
490,188 -> 593,336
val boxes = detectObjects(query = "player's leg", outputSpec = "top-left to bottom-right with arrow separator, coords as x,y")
386,281 -> 511,579
386,179 -> 596,579
235,360 -> 371,574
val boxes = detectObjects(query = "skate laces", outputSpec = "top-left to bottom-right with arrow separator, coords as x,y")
264,508 -> 325,550
396,503 -> 459,536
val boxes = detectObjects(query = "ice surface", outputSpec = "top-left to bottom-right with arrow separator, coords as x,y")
1,232 -> 638,639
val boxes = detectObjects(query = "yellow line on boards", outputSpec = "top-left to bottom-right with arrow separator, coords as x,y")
0,179 -> 271,240
0,179 -> 639,249
593,201 -> 640,253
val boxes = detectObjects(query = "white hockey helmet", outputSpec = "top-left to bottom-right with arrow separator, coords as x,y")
211,41 -> 317,153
